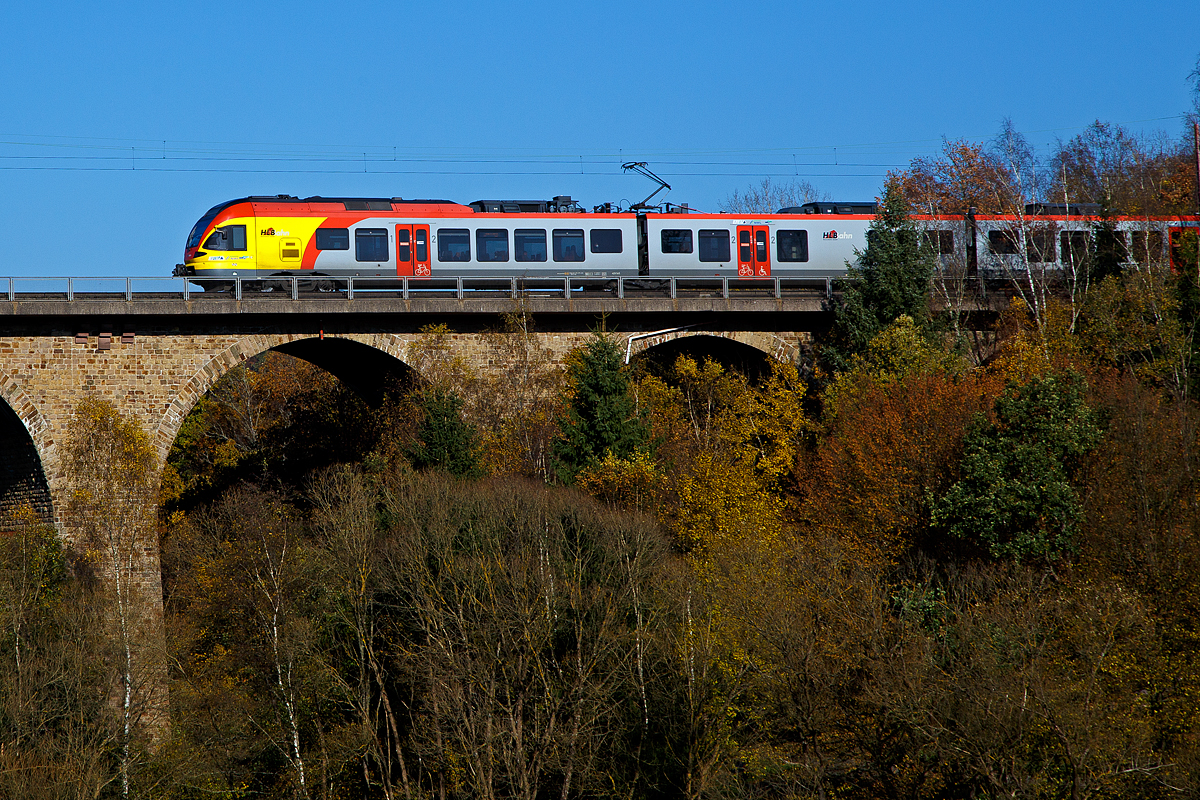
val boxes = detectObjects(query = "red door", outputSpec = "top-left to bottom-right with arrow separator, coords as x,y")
737,225 -> 771,276
1170,227 -> 1198,274
396,224 -> 431,276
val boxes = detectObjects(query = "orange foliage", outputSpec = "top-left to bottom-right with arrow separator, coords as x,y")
798,367 -> 1002,557
892,139 -> 1018,215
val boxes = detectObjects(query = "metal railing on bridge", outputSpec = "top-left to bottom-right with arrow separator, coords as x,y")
1,275 -> 835,303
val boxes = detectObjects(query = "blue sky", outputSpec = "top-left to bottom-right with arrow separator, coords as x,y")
1,0 -> 1197,277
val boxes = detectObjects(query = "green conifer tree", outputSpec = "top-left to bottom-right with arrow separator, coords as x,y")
822,183 -> 935,371
406,388 -> 480,477
551,333 -> 647,484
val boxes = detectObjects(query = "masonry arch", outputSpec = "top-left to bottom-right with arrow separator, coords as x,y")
0,369 -> 54,526
628,330 -> 797,382
153,332 -> 416,466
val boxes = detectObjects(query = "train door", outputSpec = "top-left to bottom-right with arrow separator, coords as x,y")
737,225 -> 771,276
396,224 -> 431,276
1170,227 -> 1198,274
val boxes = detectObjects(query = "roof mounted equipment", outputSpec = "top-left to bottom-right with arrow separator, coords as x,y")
622,162 -> 671,210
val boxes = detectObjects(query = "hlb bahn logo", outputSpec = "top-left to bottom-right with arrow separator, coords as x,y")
260,228 -> 276,236
823,230 -> 853,240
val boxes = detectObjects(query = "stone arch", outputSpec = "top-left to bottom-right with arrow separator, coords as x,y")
0,367 -> 55,525
152,332 -> 415,466
626,329 -> 800,378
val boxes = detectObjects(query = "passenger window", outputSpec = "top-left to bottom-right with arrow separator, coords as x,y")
1096,229 -> 1128,263
698,230 -> 730,262
1132,230 -> 1164,264
553,229 -> 585,262
922,230 -> 953,255
739,230 -> 752,261
755,230 -> 768,262
1026,230 -> 1056,262
515,229 -> 547,262
776,230 -> 809,262
988,230 -> 1019,255
355,228 -> 389,262
661,229 -> 693,254
397,229 -> 410,262
415,229 -> 428,262
476,229 -> 509,262
1060,231 -> 1089,266
438,228 -> 471,262
590,229 -> 623,253
316,228 -> 350,250
203,225 -> 247,251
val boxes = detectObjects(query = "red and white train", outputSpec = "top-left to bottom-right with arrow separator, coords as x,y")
175,195 -> 1200,288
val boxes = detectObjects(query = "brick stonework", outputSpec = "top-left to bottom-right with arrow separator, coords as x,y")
0,318 -> 803,607
0,322 -> 802,528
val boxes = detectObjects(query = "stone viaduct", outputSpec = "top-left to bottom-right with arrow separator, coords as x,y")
0,285 -> 830,539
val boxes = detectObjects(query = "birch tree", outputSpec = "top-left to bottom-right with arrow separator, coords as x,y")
65,396 -> 163,798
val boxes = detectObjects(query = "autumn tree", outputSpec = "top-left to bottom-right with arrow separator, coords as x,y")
475,311 -> 565,479
893,138 -> 1018,215
163,351 -> 386,510
168,488 -> 335,797
803,317 -> 992,559
1049,120 -> 1195,215
0,508 -> 116,798
377,473 -> 677,800
65,397 -> 167,798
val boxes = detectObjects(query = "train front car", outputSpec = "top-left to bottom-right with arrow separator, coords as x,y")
176,199 -> 259,287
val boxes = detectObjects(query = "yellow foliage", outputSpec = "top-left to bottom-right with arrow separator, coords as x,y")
640,355 -> 809,491
576,450 -> 662,513
672,452 -> 786,554
824,315 -> 967,421
992,297 -> 1083,384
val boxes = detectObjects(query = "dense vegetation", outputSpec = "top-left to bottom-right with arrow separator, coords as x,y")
3,108 -> 1200,798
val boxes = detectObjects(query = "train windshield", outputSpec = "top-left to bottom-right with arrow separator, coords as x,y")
186,204 -> 226,249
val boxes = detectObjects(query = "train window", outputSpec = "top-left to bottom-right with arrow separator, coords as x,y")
515,229 -> 547,262
187,205 -> 225,249
698,230 -> 730,262
316,228 -> 350,250
476,229 -> 509,262
988,230 -> 1019,255
1095,228 -> 1128,264
1132,230 -> 1164,264
739,230 -> 752,261
661,229 -> 693,254
553,229 -> 585,262
438,229 -> 471,262
922,230 -> 954,255
397,229 -> 410,262
755,230 -> 768,263
776,230 -> 809,262
1026,230 -> 1056,262
202,225 -> 247,251
415,229 -> 428,263
1060,231 -> 1089,267
590,229 -> 623,253
355,228 -> 390,262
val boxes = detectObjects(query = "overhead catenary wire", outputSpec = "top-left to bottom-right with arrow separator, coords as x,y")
0,113 -> 1188,177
